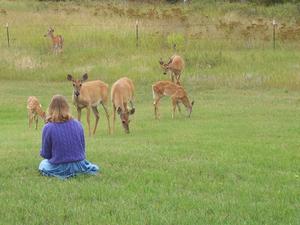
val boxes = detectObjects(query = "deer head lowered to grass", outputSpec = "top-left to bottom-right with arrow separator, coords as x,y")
159,55 -> 184,85
67,73 -> 111,136
152,80 -> 194,120
111,77 -> 135,134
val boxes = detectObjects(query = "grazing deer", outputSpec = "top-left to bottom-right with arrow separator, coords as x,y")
27,96 -> 46,129
44,27 -> 63,54
67,73 -> 111,136
152,80 -> 194,119
111,77 -> 135,134
159,55 -> 184,85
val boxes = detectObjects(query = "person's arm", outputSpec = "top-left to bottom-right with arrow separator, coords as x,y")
40,125 -> 52,159
80,123 -> 86,153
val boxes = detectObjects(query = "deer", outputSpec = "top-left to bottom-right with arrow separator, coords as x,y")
152,80 -> 194,120
111,77 -> 135,134
159,55 -> 184,85
44,27 -> 63,54
27,96 -> 46,129
67,73 -> 111,136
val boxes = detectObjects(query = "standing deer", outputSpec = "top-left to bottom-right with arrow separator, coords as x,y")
152,80 -> 194,119
159,55 -> 184,85
111,77 -> 135,134
44,27 -> 63,54
27,96 -> 46,129
67,73 -> 111,136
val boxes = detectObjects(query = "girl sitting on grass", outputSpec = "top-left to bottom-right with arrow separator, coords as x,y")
38,95 -> 99,179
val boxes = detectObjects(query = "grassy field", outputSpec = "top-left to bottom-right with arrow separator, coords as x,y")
0,0 -> 300,224
0,81 -> 299,224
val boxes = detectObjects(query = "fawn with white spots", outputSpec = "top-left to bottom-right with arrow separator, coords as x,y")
27,96 -> 46,129
159,55 -> 184,85
44,27 -> 63,54
152,80 -> 194,120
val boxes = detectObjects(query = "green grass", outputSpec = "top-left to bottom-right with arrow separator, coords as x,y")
0,0 -> 300,224
0,81 -> 299,224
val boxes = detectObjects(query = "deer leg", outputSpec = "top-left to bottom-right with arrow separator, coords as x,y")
59,43 -> 63,53
177,101 -> 182,114
112,105 -> 116,134
153,96 -> 161,120
54,44 -> 58,55
101,103 -> 111,134
86,107 -> 91,136
29,116 -> 34,128
171,97 -> 177,119
77,107 -> 82,121
171,72 -> 175,83
91,106 -> 100,135
175,72 -> 181,85
129,100 -> 135,110
35,114 -> 38,130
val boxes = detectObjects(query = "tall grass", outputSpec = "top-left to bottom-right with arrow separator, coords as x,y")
1,0 -> 300,89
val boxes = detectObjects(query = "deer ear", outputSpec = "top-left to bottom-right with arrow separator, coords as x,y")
159,58 -> 163,65
129,108 -> 135,115
81,73 -> 88,82
67,74 -> 73,81
117,107 -> 122,115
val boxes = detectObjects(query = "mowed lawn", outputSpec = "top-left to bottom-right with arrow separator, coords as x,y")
0,80 -> 299,225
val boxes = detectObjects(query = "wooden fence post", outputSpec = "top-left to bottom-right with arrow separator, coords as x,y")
273,19 -> 276,50
136,20 -> 139,48
6,23 -> 10,47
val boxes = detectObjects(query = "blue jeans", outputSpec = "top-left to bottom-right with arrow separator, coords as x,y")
39,159 -> 100,179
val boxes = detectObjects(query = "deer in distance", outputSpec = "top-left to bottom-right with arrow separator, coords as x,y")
111,77 -> 135,134
67,73 -> 111,136
159,55 -> 184,85
152,80 -> 194,120
27,96 -> 46,129
44,27 -> 64,54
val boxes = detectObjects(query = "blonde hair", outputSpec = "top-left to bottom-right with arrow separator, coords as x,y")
46,95 -> 72,123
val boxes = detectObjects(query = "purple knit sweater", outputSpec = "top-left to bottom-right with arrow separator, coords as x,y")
40,119 -> 85,164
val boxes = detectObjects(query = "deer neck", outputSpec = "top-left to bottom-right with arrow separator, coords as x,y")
72,92 -> 88,108
36,106 -> 45,119
49,33 -> 56,42
72,94 -> 81,104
